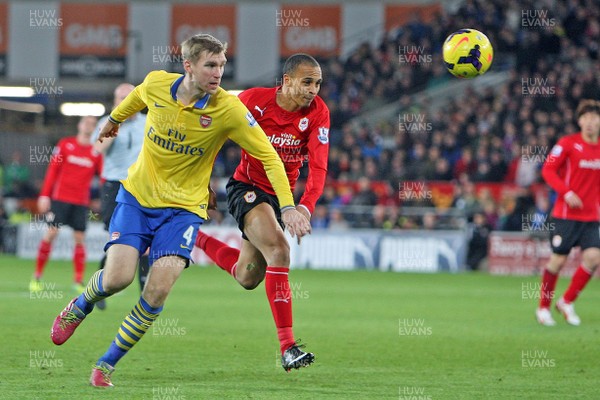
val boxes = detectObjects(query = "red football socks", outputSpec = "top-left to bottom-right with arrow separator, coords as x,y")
196,231 -> 239,276
73,244 -> 86,284
563,265 -> 592,303
265,266 -> 295,354
539,269 -> 558,309
34,240 -> 52,279
196,231 -> 296,353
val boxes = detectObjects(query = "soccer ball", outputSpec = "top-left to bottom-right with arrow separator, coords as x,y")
443,29 -> 493,79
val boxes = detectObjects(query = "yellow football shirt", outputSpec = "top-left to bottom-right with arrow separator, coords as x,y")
109,70 -> 294,219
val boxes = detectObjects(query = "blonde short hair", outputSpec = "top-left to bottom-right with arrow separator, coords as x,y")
181,34 -> 227,64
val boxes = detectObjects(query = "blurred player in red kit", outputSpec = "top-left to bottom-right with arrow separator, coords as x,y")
195,53 -> 329,371
536,99 -> 600,326
30,116 -> 103,293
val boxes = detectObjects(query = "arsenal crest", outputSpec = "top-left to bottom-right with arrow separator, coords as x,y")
200,115 -> 212,128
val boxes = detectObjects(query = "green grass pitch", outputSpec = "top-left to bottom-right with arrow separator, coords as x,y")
1,254 -> 598,399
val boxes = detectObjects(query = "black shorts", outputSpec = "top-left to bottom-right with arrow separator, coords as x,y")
549,218 -> 600,255
100,180 -> 121,230
226,177 -> 284,240
46,200 -> 88,232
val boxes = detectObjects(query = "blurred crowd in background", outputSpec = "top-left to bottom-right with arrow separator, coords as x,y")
212,0 -> 600,229
1,0 -> 599,255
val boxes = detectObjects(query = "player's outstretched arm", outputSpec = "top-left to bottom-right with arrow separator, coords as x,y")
98,71 -> 150,144
281,206 -> 312,244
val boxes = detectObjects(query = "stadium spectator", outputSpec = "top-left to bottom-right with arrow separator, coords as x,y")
487,151 -> 508,182
311,204 -> 330,229
371,204 -> 389,229
472,161 -> 492,182
421,212 -> 438,230
350,177 -> 378,207
530,194 -> 551,231
349,177 -> 379,227
453,147 -> 477,180
4,151 -> 33,198
376,182 -> 400,208
406,142 -> 429,180
364,157 -> 381,181
328,208 -> 350,231
466,212 -> 492,271
481,200 -> 500,230
319,185 -> 345,209
423,146 -> 441,180
222,145 -> 241,176
452,180 -> 481,221
30,116 -> 102,293
514,142 -> 543,187
431,157 -> 453,181
50,34 -> 311,387
500,193 -> 535,231
563,6 -> 588,46
347,158 -> 364,181
387,151 -> 408,186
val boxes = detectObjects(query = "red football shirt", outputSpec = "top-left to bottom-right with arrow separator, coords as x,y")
542,133 -> 600,221
40,136 -> 103,206
233,87 -> 330,214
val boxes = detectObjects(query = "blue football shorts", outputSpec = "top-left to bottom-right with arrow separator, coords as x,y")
105,185 -> 204,266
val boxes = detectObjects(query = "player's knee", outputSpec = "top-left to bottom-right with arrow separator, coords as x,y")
45,229 -> 59,242
264,242 -> 290,266
142,285 -> 169,307
102,273 -> 134,293
238,276 -> 261,290
582,248 -> 600,270
547,254 -> 567,273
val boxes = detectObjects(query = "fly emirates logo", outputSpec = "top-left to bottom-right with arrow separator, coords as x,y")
146,126 -> 205,156
579,159 -> 600,170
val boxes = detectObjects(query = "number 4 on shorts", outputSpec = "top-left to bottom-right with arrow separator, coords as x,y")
182,226 -> 194,248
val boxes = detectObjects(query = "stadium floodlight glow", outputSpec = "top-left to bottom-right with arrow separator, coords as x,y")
60,102 -> 106,117
0,86 -> 35,97
0,99 -> 44,113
